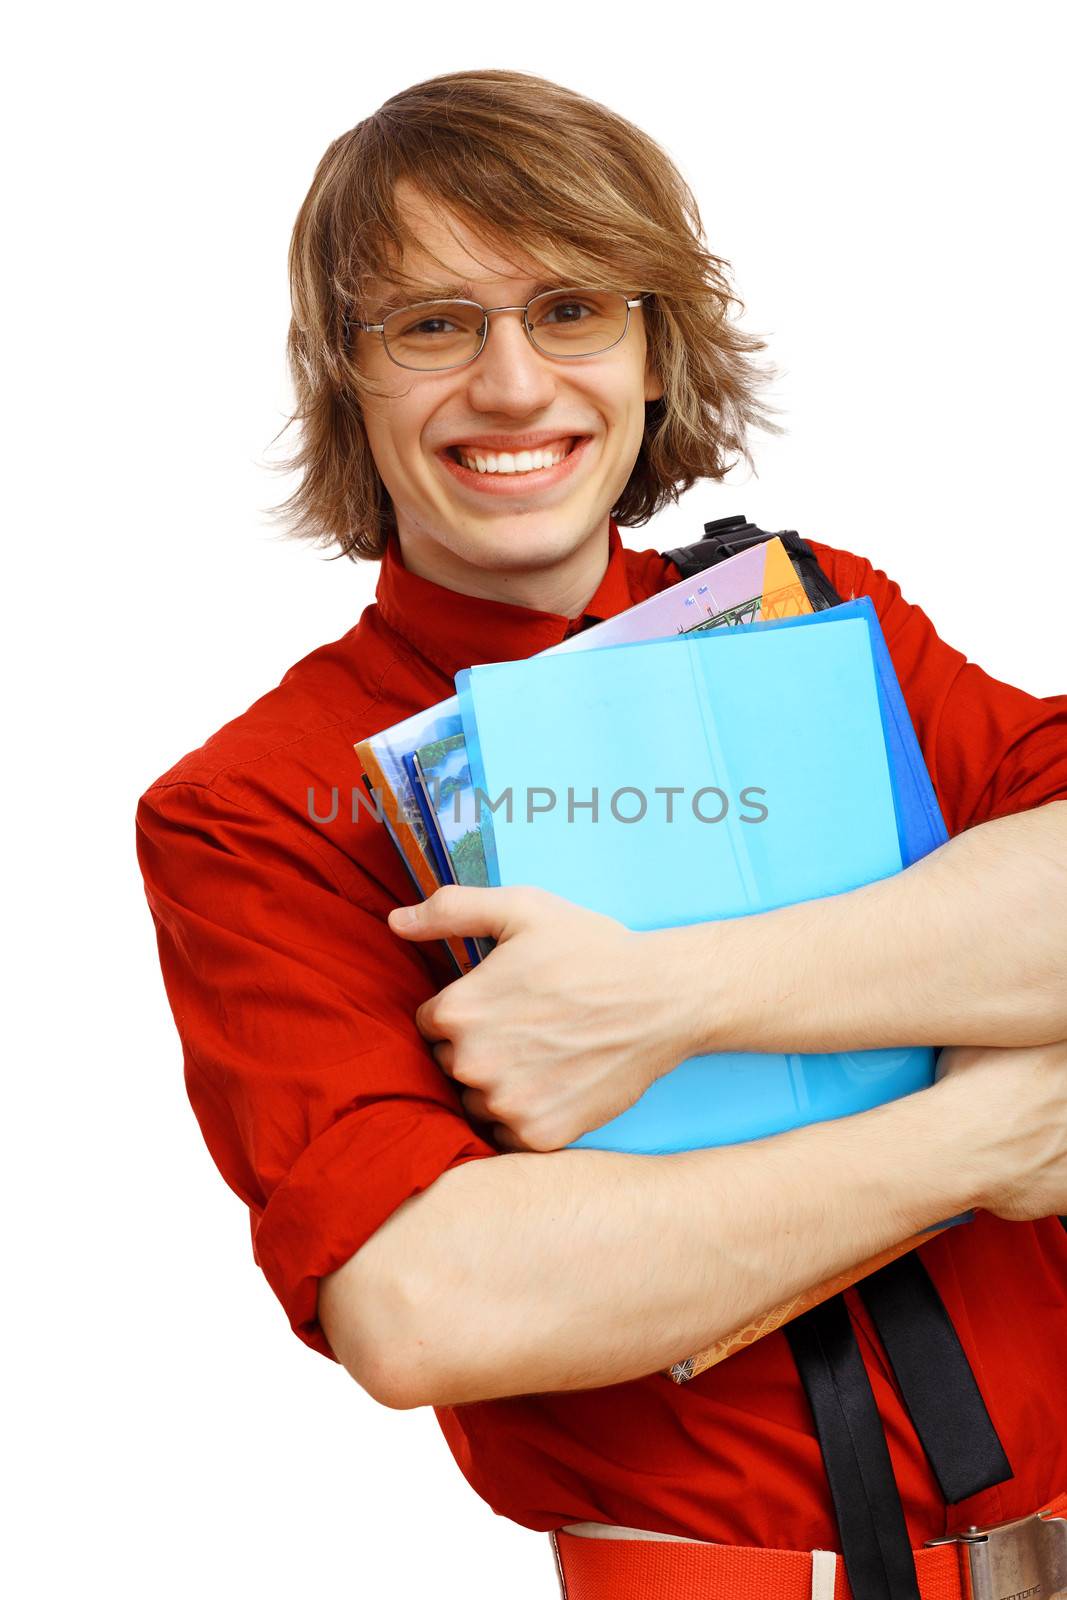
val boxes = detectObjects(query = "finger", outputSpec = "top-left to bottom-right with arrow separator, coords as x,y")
388,884 -> 534,943
413,998 -> 443,1040
459,1085 -> 492,1122
414,983 -> 460,1040
431,1039 -> 456,1077
491,1122 -> 526,1152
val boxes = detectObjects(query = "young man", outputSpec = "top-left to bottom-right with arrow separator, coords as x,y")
136,70 -> 1067,1597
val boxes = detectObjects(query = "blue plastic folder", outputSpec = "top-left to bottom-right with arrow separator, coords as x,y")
454,598 -> 949,1154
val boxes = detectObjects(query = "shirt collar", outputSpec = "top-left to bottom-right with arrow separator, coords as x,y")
374,517 -> 636,679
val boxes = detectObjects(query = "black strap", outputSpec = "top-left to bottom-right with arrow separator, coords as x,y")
667,515 -> 1018,1593
857,1251 -> 1012,1503
785,1299 -> 922,1600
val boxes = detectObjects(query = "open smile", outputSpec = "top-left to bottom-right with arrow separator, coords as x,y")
436,435 -> 593,496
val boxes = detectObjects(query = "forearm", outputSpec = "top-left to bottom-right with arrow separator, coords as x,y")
659,800 -> 1067,1054
326,1072 -> 996,1408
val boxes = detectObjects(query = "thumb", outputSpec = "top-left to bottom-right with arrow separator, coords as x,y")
387,884 -> 520,942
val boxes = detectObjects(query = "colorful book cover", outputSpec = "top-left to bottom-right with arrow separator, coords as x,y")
412,734 -> 491,888
669,1214 -> 971,1382
353,734 -> 477,976
404,750 -> 456,886
407,750 -> 496,965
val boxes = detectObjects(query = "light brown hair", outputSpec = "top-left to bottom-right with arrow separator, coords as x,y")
266,69 -> 776,562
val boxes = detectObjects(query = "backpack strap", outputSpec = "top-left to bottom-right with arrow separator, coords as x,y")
784,1299 -> 922,1600
857,1251 -> 1012,1503
665,515 -> 1015,1596
786,1253 -> 1014,1600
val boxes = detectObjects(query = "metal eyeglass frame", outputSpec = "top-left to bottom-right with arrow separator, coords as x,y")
345,288 -> 648,372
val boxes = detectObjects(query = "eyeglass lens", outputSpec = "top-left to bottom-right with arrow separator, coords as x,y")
382,289 -> 630,370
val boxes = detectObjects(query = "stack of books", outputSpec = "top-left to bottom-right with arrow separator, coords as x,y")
355,535 -> 811,970
355,537 -> 964,1382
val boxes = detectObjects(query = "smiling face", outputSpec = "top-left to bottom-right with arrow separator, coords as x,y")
354,180 -> 664,610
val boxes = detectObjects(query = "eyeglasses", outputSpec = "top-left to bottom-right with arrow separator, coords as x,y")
346,287 -> 647,372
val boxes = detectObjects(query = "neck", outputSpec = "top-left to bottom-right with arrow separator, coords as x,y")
394,518 -> 612,619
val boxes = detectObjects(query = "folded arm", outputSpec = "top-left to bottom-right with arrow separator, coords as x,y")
388,799 -> 1067,1155
321,1039 -> 1067,1408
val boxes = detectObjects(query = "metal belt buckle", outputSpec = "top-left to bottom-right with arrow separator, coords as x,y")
924,1507 -> 1067,1600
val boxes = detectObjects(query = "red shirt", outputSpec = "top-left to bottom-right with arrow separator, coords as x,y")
136,518 -> 1067,1549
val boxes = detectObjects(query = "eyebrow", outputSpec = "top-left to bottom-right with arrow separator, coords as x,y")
375,279 -> 569,315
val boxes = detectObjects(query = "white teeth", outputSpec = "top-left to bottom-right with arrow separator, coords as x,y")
454,441 -> 573,474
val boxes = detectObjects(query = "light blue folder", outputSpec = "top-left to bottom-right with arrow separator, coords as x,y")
455,599 -> 945,1154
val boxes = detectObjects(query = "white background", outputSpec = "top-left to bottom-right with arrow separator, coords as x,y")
7,3 -> 1064,1596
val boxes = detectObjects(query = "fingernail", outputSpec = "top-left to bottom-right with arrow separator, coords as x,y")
390,906 -> 418,929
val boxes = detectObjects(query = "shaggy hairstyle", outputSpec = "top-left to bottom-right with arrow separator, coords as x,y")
266,69 -> 776,562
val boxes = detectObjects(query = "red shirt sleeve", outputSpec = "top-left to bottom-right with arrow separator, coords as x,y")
135,778 -> 498,1360
809,541 -> 1067,834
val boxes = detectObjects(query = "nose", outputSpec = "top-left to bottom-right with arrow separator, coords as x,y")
464,308 -> 558,415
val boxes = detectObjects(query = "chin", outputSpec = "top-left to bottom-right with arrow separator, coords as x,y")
465,511 -> 601,567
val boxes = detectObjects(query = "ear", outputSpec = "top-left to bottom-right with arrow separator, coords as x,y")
644,360 -> 665,404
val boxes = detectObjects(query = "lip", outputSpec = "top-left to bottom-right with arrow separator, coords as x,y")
442,431 -> 585,452
436,435 -> 593,498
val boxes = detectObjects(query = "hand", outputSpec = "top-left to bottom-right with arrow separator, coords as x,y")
935,1038 -> 1067,1221
388,885 -> 687,1152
